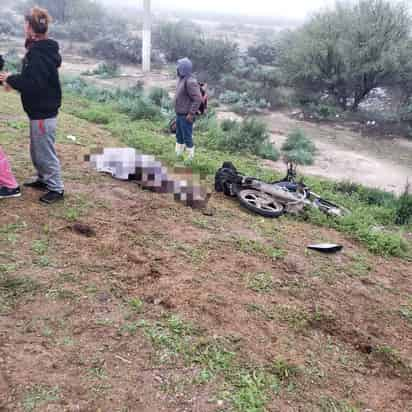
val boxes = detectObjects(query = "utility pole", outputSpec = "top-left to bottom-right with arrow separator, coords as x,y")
142,0 -> 151,73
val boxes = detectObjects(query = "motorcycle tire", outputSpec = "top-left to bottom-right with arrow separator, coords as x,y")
237,189 -> 285,218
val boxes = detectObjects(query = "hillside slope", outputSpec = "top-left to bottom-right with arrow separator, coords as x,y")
1,91 -> 411,412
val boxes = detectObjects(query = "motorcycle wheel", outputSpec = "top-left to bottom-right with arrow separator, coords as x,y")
237,189 -> 285,218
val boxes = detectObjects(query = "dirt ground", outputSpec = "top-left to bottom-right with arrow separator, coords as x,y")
1,89 -> 412,411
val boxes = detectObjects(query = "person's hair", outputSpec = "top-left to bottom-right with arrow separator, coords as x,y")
25,7 -> 52,35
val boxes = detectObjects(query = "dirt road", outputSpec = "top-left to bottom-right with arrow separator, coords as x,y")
262,112 -> 412,194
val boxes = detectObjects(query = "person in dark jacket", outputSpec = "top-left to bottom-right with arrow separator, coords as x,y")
174,58 -> 202,160
0,7 -> 64,204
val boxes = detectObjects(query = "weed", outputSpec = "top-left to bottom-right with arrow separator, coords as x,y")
245,303 -> 276,321
228,369 -> 279,412
22,385 -> 60,412
247,272 -> 274,293
276,305 -> 309,330
0,263 -> 16,274
234,237 -> 284,260
0,273 -> 41,312
347,254 -> 372,278
270,358 -> 300,381
32,239 -> 48,255
6,120 -> 26,130
128,297 -> 144,313
119,322 -> 139,336
192,217 -> 213,230
399,299 -> 412,324
88,366 -> 107,380
374,345 -> 412,376
96,318 -> 115,327
395,182 -> 412,225
60,337 -> 75,346
46,288 -> 79,301
0,221 -> 27,237
318,396 -> 360,412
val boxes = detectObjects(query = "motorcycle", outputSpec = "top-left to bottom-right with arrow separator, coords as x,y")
215,162 -> 350,218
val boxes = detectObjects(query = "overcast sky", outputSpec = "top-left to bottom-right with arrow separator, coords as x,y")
121,0 -> 337,20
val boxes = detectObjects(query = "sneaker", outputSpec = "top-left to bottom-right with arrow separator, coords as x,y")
0,186 -> 22,199
39,190 -> 64,204
24,180 -> 48,191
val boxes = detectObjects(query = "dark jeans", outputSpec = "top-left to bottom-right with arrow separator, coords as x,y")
176,114 -> 194,148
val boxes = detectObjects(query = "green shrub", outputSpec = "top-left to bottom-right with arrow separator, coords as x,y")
195,111 -> 218,133
221,119 -> 240,132
62,77 -> 159,121
77,108 -> 111,124
220,90 -> 242,104
229,118 -> 269,153
148,87 -> 170,107
90,35 -> 142,64
207,117 -> 275,160
396,183 -> 412,225
83,62 -> 120,78
282,129 -> 316,165
118,97 -> 161,121
3,49 -> 22,72
257,141 -> 280,161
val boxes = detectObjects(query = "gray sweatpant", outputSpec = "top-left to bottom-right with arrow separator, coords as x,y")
30,118 -> 64,193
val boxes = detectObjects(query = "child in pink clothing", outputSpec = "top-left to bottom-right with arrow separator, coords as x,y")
0,147 -> 21,198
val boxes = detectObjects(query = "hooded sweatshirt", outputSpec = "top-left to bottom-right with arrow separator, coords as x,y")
7,39 -> 62,120
175,58 -> 202,116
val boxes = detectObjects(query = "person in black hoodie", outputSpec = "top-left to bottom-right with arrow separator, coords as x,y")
0,7 -> 64,204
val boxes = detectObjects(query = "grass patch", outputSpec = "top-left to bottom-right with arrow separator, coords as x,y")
128,297 -> 144,313
347,254 -> 372,278
247,272 -> 274,293
233,237 -> 285,260
374,345 -> 412,377
22,385 -> 60,412
139,314 -> 296,411
318,396 -> 360,412
0,273 -> 41,312
399,299 -> 412,324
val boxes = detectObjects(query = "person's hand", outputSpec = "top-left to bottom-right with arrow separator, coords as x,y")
186,113 -> 194,123
0,72 -> 10,84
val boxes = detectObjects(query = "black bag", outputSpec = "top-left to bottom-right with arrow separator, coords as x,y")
215,162 -> 243,197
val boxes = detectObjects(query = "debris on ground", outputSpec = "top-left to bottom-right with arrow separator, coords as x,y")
307,243 -> 343,253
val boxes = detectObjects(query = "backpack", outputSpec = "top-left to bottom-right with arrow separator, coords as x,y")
215,162 -> 243,197
185,79 -> 208,115
197,82 -> 208,115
